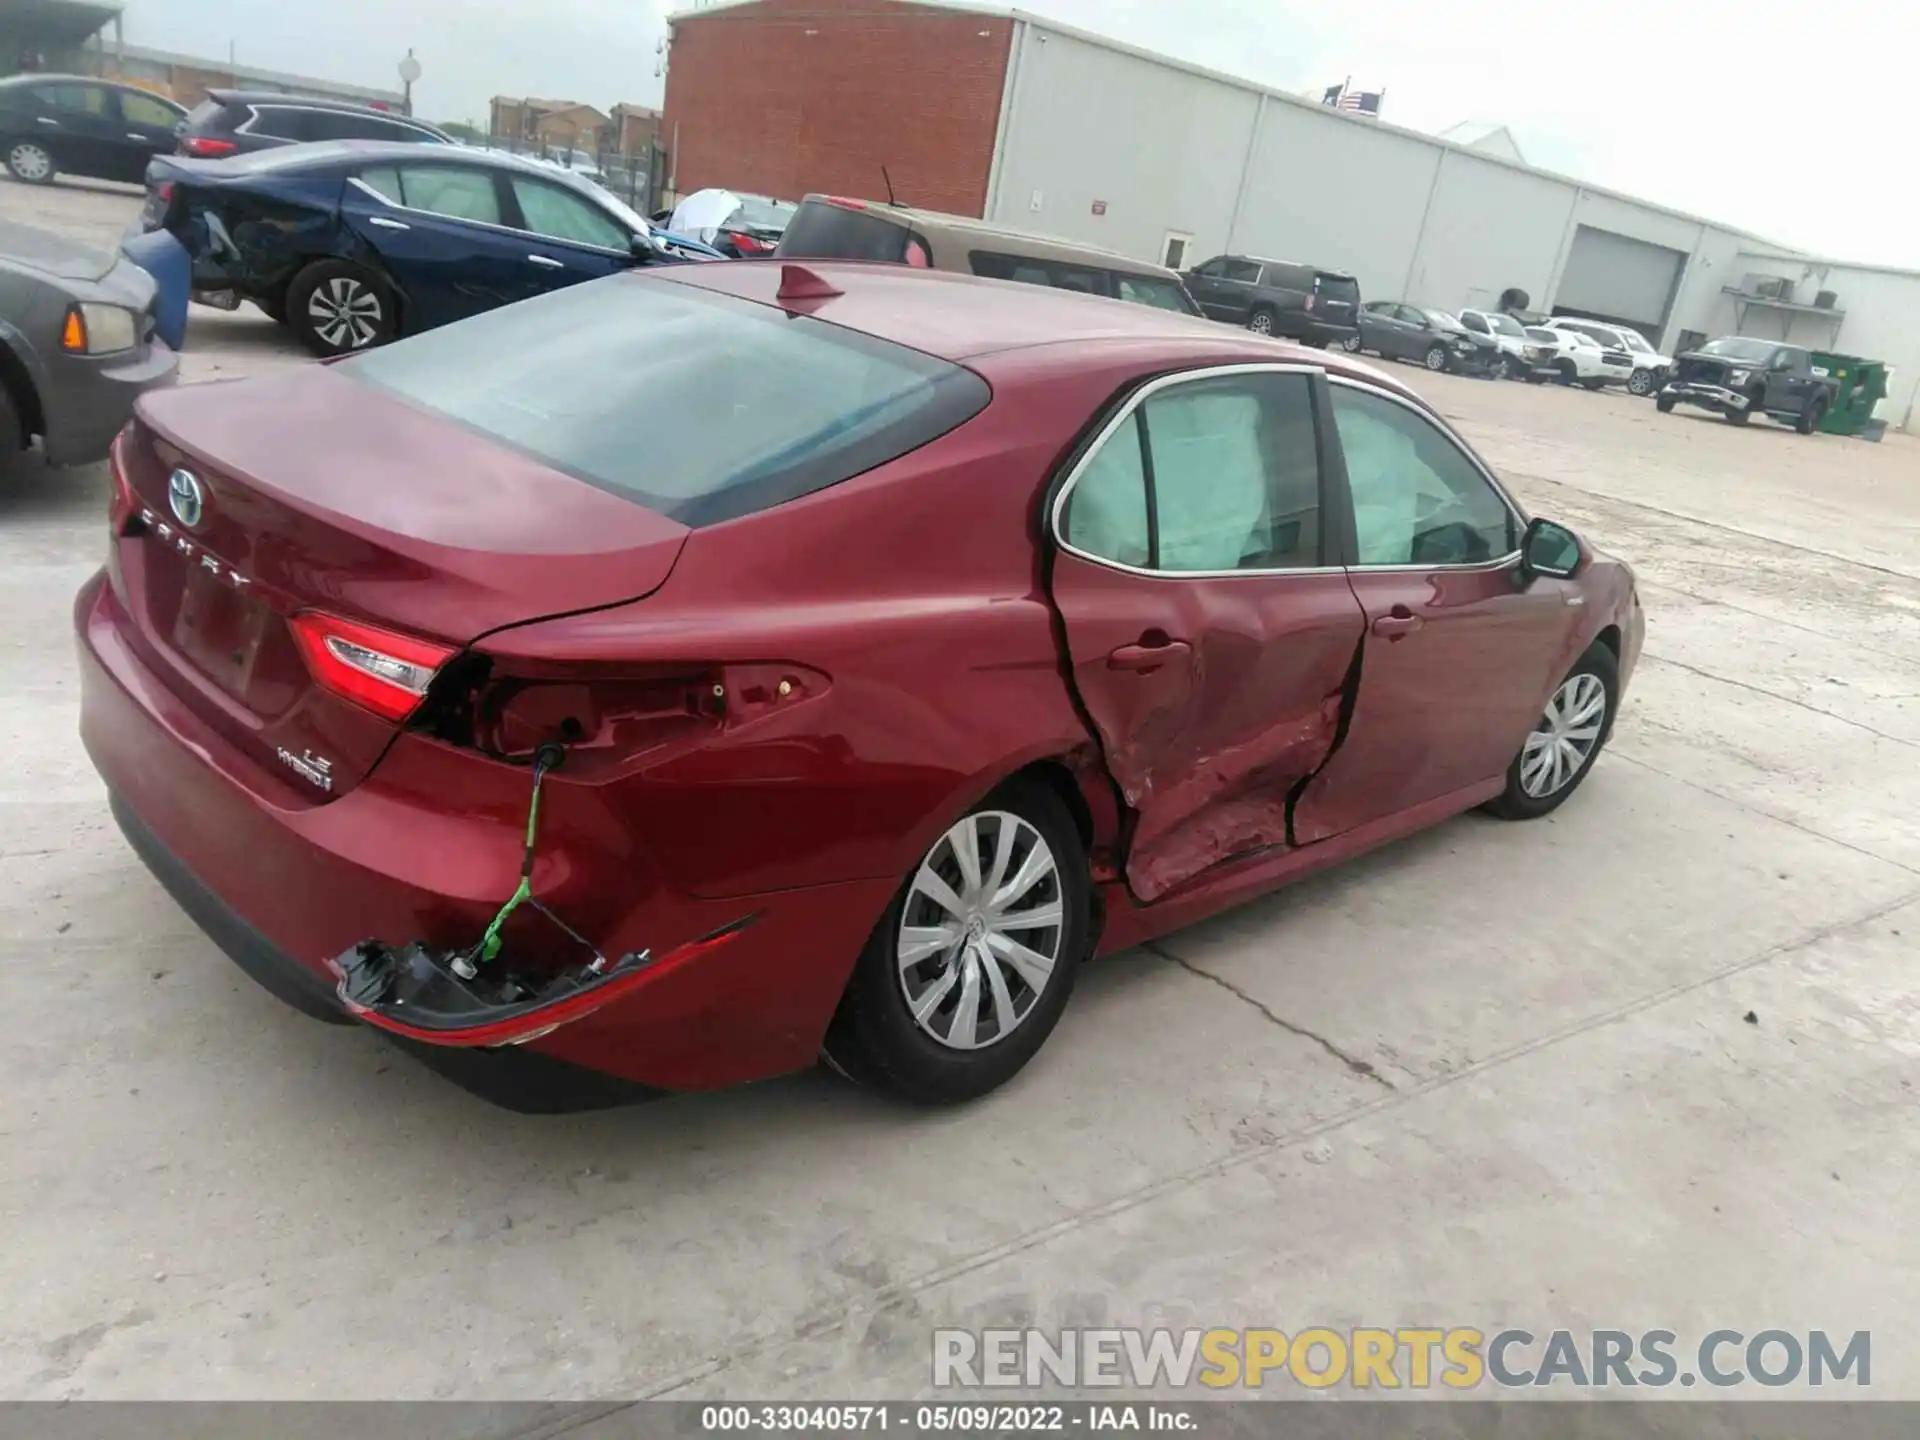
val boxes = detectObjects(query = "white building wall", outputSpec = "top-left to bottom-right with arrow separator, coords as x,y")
984,27 -> 1256,265
985,13 -> 1920,429
1403,151 -> 1575,316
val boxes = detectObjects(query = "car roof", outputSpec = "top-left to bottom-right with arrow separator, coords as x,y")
194,139 -> 544,176
653,260 -> 1424,390
1244,256 -> 1356,278
205,89 -> 429,120
1,72 -> 174,97
797,196 -> 1182,280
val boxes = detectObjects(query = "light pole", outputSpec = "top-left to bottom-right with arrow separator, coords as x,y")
398,49 -> 422,115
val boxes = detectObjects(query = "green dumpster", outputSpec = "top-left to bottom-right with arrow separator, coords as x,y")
1811,351 -> 1889,437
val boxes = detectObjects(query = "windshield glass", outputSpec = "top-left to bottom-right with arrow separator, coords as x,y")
1619,330 -> 1655,353
1487,313 -> 1526,338
340,277 -> 989,528
1426,311 -> 1466,333
1700,337 -> 1775,362
1525,328 -> 1557,343
1116,274 -> 1201,315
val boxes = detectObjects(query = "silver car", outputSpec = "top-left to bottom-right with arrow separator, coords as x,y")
1,220 -> 178,478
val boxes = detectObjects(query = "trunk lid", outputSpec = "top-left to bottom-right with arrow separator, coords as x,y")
113,367 -> 689,798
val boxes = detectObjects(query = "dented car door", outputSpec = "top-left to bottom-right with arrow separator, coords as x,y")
1048,366 -> 1367,903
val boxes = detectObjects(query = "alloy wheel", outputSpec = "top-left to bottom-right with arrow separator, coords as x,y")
1248,312 -> 1274,335
896,810 -> 1064,1051
1628,369 -> 1654,396
1341,334 -> 1362,353
7,142 -> 52,182
1425,346 -> 1448,371
1520,673 -> 1608,798
306,276 -> 384,350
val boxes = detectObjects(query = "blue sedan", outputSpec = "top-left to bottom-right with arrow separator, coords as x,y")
138,141 -> 724,356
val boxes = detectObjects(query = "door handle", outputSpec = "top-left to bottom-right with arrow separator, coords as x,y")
127,132 -> 149,141
1371,607 -> 1423,640
365,215 -> 409,230
37,116 -> 59,126
527,254 -> 565,269
1108,638 -> 1191,672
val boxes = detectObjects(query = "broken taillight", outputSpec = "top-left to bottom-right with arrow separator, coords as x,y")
289,612 -> 457,722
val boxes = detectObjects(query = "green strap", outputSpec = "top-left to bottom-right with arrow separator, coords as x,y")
474,761 -> 549,964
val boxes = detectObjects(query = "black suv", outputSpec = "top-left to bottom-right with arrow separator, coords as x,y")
1183,254 -> 1361,347
176,91 -> 450,159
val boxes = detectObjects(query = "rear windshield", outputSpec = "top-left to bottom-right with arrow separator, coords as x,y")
1114,274 -> 1200,315
734,196 -> 796,229
1486,313 -> 1526,338
183,98 -> 232,128
776,200 -> 910,263
338,276 -> 990,527
1315,274 -> 1360,304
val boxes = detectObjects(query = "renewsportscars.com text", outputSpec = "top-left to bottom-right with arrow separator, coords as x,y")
932,1327 -> 1871,1390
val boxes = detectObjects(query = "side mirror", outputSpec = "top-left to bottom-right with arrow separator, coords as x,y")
1520,517 -> 1584,581
629,231 -> 659,264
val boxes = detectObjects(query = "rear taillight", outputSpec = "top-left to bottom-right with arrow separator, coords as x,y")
725,230 -> 767,254
1304,294 -> 1316,312
289,612 -> 456,722
154,181 -> 174,203
181,136 -> 238,159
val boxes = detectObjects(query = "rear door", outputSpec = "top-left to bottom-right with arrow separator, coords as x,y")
503,174 -> 635,296
1047,364 -> 1367,902
1292,376 -> 1580,843
23,80 -> 124,179
345,162 -> 532,329
1313,271 -> 1360,332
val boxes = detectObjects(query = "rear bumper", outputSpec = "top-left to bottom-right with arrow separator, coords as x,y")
75,570 -> 893,1103
40,340 -> 178,468
1295,318 -> 1359,346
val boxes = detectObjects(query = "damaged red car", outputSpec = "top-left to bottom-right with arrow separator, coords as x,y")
76,259 -> 1643,1110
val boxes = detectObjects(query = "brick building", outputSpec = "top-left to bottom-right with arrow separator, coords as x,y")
661,0 -> 1013,214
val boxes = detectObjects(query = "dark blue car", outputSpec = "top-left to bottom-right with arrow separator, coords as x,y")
139,140 -> 722,356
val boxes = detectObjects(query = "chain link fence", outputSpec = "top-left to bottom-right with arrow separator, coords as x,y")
484,134 -> 667,216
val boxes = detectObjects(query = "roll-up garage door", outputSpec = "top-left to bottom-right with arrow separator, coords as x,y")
1553,226 -> 1687,336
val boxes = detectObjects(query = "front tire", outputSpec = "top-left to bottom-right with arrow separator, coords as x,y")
1484,645 -> 1619,821
0,382 -> 24,477
1424,343 -> 1450,372
287,260 -> 397,357
1725,404 -> 1751,425
1627,368 -> 1655,397
1556,359 -> 1578,386
823,779 -> 1089,1104
1490,354 -> 1514,381
1339,333 -> 1363,353
1656,393 -> 1676,413
1582,377 -> 1606,391
5,139 -> 55,184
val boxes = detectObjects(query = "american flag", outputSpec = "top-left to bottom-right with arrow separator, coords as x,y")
1339,90 -> 1383,116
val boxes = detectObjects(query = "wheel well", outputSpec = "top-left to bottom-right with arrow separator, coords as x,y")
0,340 -> 45,445
1011,758 -> 1094,850
1593,624 -> 1621,660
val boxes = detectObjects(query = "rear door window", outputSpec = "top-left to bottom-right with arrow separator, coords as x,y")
393,165 -> 503,224
34,83 -> 111,116
338,277 -> 990,527
246,106 -> 309,140
1222,258 -> 1264,284
776,200 -> 911,262
120,90 -> 182,128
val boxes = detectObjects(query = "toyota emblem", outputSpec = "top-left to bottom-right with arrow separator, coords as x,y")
168,469 -> 205,529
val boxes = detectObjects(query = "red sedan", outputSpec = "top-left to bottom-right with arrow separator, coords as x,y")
76,260 -> 1643,1110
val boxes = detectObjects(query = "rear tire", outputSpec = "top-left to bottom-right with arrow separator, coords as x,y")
4,139 -> 55,184
1246,307 -> 1276,336
822,778 -> 1089,1105
287,260 -> 397,357
1581,377 -> 1606,391
1796,400 -> 1826,435
1725,405 -> 1750,425
1483,644 -> 1619,821
1340,333 -> 1363,353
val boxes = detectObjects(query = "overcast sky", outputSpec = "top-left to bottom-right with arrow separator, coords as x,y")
125,0 -> 1912,266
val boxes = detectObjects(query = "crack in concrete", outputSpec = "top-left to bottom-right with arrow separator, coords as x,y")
1141,939 -> 1395,1090
621,886 -> 1920,1402
1639,651 -> 1920,749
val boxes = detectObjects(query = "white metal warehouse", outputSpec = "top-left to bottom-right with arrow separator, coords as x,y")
974,11 -> 1920,431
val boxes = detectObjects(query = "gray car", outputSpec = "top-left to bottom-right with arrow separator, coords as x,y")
1,220 -> 177,478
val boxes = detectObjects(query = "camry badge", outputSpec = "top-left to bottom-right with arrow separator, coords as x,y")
168,469 -> 205,529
